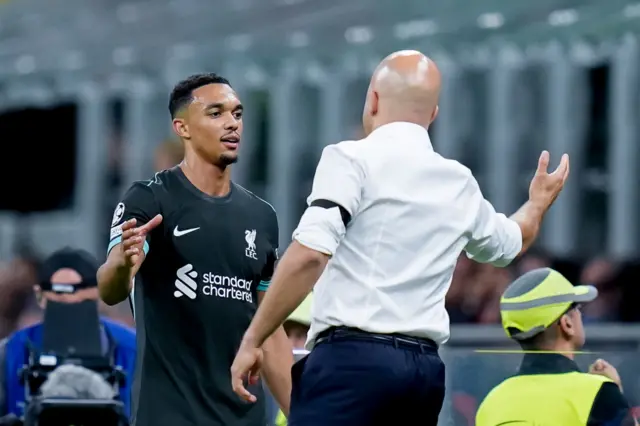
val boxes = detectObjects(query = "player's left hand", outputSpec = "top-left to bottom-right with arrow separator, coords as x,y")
231,342 -> 264,403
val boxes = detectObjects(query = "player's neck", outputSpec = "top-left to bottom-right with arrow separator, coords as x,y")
180,160 -> 231,197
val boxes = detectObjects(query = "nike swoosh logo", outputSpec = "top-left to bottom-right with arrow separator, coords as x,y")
173,226 -> 200,237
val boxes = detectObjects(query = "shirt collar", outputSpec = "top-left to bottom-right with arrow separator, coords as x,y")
517,353 -> 581,375
367,122 -> 433,151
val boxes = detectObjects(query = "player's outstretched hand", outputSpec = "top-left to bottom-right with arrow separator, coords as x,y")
528,151 -> 570,210
589,359 -> 623,390
231,342 -> 264,403
118,214 -> 163,268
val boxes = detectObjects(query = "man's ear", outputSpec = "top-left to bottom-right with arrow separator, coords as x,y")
172,117 -> 190,139
559,313 -> 575,338
370,90 -> 379,116
431,105 -> 439,123
33,286 -> 44,308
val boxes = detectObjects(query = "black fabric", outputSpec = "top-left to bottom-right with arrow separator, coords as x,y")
587,383 -> 634,426
310,199 -> 351,226
517,353 -> 581,375
289,339 -> 445,426
38,248 -> 99,291
315,327 -> 438,351
116,167 -> 278,426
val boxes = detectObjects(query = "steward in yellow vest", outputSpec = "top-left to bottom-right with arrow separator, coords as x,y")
476,267 -> 637,426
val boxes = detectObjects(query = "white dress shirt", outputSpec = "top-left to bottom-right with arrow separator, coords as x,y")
293,122 -> 522,348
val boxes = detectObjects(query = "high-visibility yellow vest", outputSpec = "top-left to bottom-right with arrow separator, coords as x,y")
275,409 -> 287,426
476,371 -> 612,426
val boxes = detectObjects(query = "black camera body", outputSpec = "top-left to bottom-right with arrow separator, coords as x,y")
16,301 -> 129,426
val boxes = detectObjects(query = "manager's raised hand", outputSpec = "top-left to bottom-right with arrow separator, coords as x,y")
510,151 -> 570,255
528,150 -> 570,210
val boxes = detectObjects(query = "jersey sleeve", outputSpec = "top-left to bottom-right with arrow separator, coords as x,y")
587,382 -> 635,426
257,205 -> 279,292
292,143 -> 365,256
463,173 -> 522,267
107,182 -> 159,256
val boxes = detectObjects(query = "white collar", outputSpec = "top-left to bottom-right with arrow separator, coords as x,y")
367,122 -> 433,151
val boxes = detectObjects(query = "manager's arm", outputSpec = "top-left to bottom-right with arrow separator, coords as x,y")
233,145 -> 358,403
241,144 -> 363,348
98,183 -> 162,306
255,209 -> 293,416
465,151 -> 569,266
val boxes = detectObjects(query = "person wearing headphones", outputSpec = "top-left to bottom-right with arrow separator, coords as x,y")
0,248 -> 136,419
476,267 -> 637,426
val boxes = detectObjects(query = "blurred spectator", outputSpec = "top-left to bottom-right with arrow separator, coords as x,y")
515,250 -> 551,275
283,295 -> 312,350
579,257 -> 622,323
476,266 -> 512,324
446,255 -> 477,323
0,248 -> 136,418
98,301 -> 134,328
154,139 -> 184,172
0,256 -> 39,338
447,257 -> 513,324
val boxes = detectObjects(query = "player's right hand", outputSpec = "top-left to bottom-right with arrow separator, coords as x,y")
528,151 -> 570,210
118,215 -> 163,268
589,358 -> 623,390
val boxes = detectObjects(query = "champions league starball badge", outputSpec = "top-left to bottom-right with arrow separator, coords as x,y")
112,203 -> 125,226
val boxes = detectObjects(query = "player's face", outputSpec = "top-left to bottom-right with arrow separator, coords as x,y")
179,83 -> 244,167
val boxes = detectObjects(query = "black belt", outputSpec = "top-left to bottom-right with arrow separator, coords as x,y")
314,327 -> 438,353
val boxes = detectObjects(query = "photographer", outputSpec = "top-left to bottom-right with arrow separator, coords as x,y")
0,248 -> 136,419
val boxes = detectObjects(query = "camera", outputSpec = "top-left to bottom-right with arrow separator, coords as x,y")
16,301 -> 128,426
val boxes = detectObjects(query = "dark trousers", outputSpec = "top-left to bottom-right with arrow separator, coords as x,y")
288,328 -> 446,426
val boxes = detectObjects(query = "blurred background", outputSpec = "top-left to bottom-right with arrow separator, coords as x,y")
0,0 -> 639,424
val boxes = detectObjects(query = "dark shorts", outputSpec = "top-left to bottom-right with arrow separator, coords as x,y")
288,328 -> 446,426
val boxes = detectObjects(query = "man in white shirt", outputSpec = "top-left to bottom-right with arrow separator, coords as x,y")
231,50 -> 570,425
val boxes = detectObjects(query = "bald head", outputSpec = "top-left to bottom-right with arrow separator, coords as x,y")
362,50 -> 441,135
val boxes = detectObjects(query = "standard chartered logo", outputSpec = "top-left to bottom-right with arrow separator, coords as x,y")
174,264 -> 198,299
174,264 -> 253,302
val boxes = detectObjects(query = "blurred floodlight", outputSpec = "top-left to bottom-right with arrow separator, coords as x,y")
477,12 -> 504,29
345,26 -> 373,44
548,9 -> 578,26
394,19 -> 438,40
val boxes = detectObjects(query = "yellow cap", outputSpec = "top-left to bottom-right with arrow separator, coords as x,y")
287,293 -> 313,326
500,268 -> 597,340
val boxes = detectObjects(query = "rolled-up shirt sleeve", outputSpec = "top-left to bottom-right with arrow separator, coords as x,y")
293,144 -> 365,256
464,174 -> 522,267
